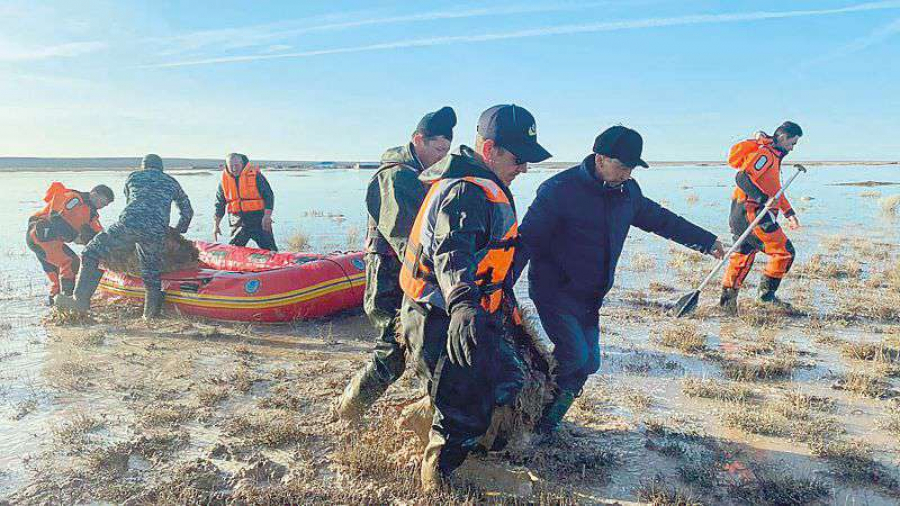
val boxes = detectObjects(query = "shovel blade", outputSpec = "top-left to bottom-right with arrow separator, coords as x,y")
671,290 -> 700,318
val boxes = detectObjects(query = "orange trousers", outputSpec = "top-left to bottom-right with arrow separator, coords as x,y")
26,226 -> 80,296
722,201 -> 794,289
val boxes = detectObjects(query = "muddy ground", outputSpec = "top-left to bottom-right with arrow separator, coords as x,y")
1,229 -> 900,505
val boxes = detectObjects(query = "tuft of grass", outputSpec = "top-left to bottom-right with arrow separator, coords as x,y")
286,229 -> 311,252
345,225 -> 362,250
721,356 -> 795,382
878,194 -> 900,216
655,323 -> 707,354
727,464 -> 831,505
794,254 -> 863,280
682,378 -> 753,403
636,474 -> 703,506
833,371 -> 889,398
52,413 -> 105,446
809,438 -> 900,492
841,341 -> 900,363
225,412 -> 310,447
720,404 -> 791,438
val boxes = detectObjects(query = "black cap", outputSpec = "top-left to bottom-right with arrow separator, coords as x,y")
592,126 -> 649,168
415,106 -> 457,141
477,104 -> 551,163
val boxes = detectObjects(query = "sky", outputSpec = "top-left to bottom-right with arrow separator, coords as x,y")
1,0 -> 899,161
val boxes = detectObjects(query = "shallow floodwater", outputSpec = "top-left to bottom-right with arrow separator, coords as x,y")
0,164 -> 898,496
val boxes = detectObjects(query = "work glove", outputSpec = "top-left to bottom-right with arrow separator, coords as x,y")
447,300 -> 486,368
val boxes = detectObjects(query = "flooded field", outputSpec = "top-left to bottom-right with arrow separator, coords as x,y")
1,164 -> 899,504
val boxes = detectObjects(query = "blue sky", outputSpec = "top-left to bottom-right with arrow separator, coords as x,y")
2,0 -> 899,161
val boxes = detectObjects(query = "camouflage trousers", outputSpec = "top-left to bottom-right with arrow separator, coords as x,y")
84,221 -> 165,292
362,252 -> 406,383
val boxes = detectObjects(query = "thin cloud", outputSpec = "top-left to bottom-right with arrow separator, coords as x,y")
157,2 -> 616,54
146,1 -> 900,68
803,16 -> 900,67
0,40 -> 106,62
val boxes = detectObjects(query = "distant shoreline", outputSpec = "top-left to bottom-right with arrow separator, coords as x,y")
0,157 -> 897,172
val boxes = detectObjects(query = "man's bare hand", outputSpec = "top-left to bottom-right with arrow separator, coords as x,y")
786,215 -> 800,230
711,240 -> 726,260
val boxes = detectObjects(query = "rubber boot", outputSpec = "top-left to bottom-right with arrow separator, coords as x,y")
534,390 -> 577,438
719,287 -> 739,315
143,288 -> 164,320
758,275 -> 792,310
55,256 -> 102,313
335,361 -> 391,422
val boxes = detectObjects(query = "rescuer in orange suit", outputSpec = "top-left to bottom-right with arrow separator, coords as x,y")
26,182 -> 115,305
720,121 -> 803,314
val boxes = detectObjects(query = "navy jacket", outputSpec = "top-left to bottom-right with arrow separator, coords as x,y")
519,155 -> 717,315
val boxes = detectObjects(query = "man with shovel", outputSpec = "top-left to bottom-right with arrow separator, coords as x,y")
519,126 -> 724,440
719,122 -> 803,314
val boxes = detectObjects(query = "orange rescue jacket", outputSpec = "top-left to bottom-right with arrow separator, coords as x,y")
400,176 -> 518,314
728,136 -> 793,216
30,182 -> 102,242
222,166 -> 265,214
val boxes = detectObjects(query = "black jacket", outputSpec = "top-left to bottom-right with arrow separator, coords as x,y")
519,155 -> 717,315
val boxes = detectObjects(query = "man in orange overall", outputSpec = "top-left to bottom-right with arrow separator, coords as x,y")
720,121 -> 803,314
26,182 -> 114,305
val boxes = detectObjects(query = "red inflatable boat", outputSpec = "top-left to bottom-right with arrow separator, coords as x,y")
97,241 -> 366,322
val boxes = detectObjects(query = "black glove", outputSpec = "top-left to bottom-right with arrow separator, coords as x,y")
447,300 -> 486,367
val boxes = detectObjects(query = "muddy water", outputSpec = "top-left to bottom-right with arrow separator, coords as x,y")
1,164 -> 899,501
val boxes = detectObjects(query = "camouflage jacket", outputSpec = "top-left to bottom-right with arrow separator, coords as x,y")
364,143 -> 428,257
119,167 -> 194,233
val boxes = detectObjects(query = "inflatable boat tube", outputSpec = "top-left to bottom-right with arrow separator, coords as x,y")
97,242 -> 366,322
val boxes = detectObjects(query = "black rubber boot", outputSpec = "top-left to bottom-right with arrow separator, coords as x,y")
56,256 -> 102,313
719,287 -> 739,315
143,289 -> 164,320
759,275 -> 792,309
335,361 -> 391,422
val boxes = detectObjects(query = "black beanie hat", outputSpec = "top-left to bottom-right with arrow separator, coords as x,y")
415,106 -> 456,141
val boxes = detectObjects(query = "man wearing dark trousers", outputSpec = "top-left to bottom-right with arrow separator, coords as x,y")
336,107 -> 456,422
399,104 -> 552,491
519,126 -> 724,439
214,152 -> 277,251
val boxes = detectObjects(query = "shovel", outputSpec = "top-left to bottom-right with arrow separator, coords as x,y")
671,164 -> 807,317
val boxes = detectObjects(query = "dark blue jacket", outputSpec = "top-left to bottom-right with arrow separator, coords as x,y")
519,155 -> 717,315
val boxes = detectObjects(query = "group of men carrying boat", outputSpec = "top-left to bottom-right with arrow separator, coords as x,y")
27,105 -> 804,491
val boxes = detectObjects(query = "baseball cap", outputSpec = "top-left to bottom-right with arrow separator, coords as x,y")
592,126 -> 649,168
477,104 -> 551,164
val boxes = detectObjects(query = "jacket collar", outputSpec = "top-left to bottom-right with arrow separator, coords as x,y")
578,154 -> 630,196
419,145 -> 515,204
380,143 -> 424,172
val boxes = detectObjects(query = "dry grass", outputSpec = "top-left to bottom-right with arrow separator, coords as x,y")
878,408 -> 900,435
879,194 -> 900,216
346,225 -> 362,250
721,356 -> 795,382
833,371 -> 890,398
637,474 -> 702,506
630,253 -> 657,271
860,190 -> 882,198
721,404 -> 792,438
685,194 -> 699,205
195,383 -> 230,406
138,403 -> 195,427
727,464 -> 831,505
809,438 -> 900,492
286,229 -> 311,252
654,323 -> 707,354
681,378 -> 753,402
841,341 -> 900,363
52,413 -> 105,447
225,412 -> 311,447
794,254 -> 862,280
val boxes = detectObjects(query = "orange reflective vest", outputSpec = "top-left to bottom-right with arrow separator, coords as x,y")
728,136 -> 792,215
400,176 -> 518,314
31,182 -> 101,242
222,166 -> 265,213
